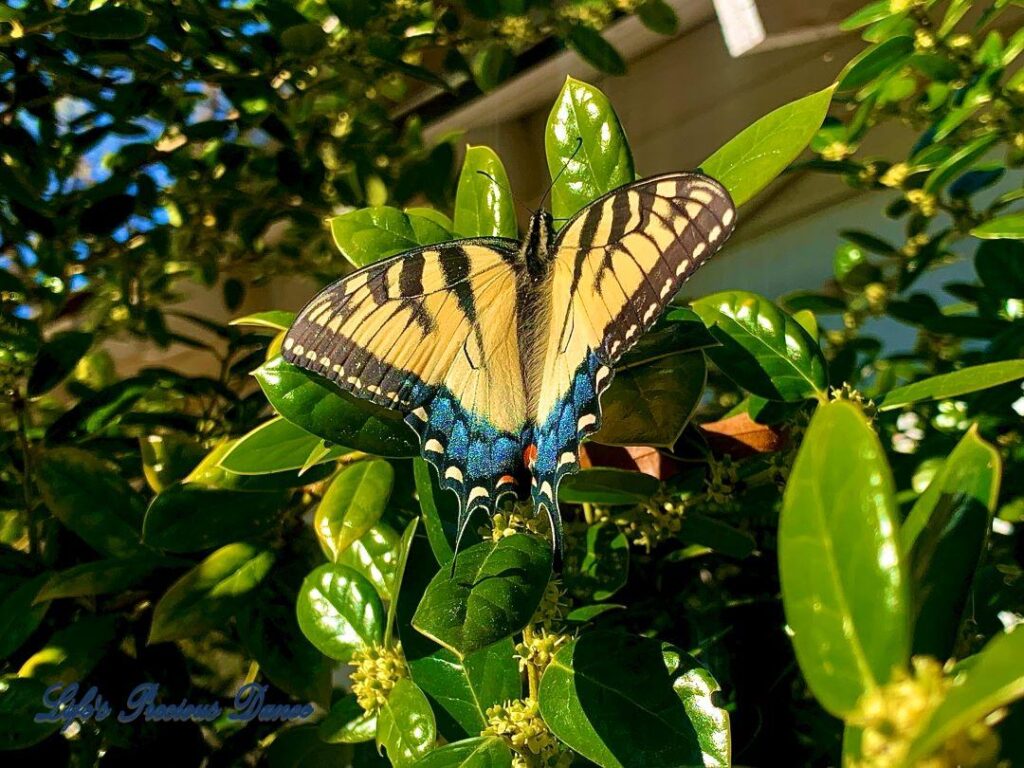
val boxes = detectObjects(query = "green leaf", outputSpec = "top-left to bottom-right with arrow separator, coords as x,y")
878,361 -> 1024,411
188,438 -> 331,490
35,556 -> 165,602
28,330 -> 92,396
700,86 -> 834,206
296,563 -> 384,661
230,310 -> 297,331
266,724 -> 354,767
779,401 -> 908,717
18,615 -> 117,686
414,458 -> 456,566
149,543 -> 275,643
0,676 -> 59,750
840,0 -> 899,30
238,589 -> 333,708
470,43 -> 514,92
971,213 -> 1024,239
413,535 -> 552,656
0,574 -> 50,660
140,434 -> 206,492
676,513 -> 756,560
905,629 -> 1024,764
637,0 -> 679,35
567,26 -> 626,75
923,133 -> 1000,194
65,7 -> 148,39
409,640 -> 520,737
386,518 -> 420,646
975,240 -> 1024,299
316,460 -> 394,561
836,36 -> 914,92
281,23 -> 326,54
329,207 -> 452,268
376,678 -> 437,767
405,208 -> 455,231
256,356 -> 418,457
558,468 -> 660,506
339,523 -> 401,602
539,632 -> 729,767
220,416 -> 349,474
142,482 -> 285,553
36,447 -> 146,558
594,351 -> 706,446
902,428 -> 1000,659
564,521 -> 629,602
545,77 -> 634,223
692,291 -> 828,401
454,146 -> 518,239
412,737 -> 512,768
320,696 -> 377,744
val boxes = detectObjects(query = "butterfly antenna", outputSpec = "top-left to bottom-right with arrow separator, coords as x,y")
539,137 -> 583,211
476,170 -> 534,217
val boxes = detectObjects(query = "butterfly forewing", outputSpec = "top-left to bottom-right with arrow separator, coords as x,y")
528,173 -> 736,546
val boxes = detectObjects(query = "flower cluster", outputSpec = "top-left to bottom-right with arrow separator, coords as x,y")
349,644 -> 407,712
829,382 -> 878,420
515,630 -> 570,676
484,503 -> 548,542
531,579 -> 570,630
848,658 -> 1002,768
484,698 -> 573,768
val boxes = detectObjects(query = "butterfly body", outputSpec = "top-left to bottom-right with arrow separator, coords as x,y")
283,172 -> 736,556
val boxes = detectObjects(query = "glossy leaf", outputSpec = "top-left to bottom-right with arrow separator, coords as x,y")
637,0 -> 679,35
539,632 -> 729,767
677,513 -> 756,560
412,535 -> 551,656
255,356 -> 418,457
0,676 -> 59,750
924,133 -> 1000,194
835,36 -> 914,92
414,458 -> 456,566
319,695 -> 377,744
841,0 -> 899,30
27,330 -> 92,396
36,447 -> 146,558
188,438 -> 332,491
219,416 -> 348,474
700,86 -> 834,206
558,469 -> 660,506
316,460 -> 394,561
0,574 -> 50,660
35,556 -> 166,602
139,434 -> 205,492
878,360 -> 1024,411
142,483 -> 285,552
545,77 -> 634,223
238,590 -> 333,707
385,518 -> 420,646
18,615 -> 117,686
692,291 -> 828,401
971,214 -> 1024,239
454,146 -> 518,239
412,737 -> 512,768
149,543 -> 275,643
594,351 -> 706,446
329,207 -> 451,268
339,523 -> 401,602
296,563 -> 384,661
409,639 -> 520,736
905,629 -> 1024,764
376,678 -> 437,767
563,521 -> 629,602
567,26 -> 626,76
779,401 -> 908,717
230,310 -> 296,331
902,428 -> 1000,659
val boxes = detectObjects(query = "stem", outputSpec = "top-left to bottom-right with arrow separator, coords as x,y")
582,502 -> 594,525
522,625 -> 539,700
13,393 -> 38,558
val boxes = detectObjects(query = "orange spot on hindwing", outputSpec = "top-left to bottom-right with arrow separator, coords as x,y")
523,444 -> 538,468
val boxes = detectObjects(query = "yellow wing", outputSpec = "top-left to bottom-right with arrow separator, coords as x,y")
283,240 -> 531,546
529,173 -> 736,539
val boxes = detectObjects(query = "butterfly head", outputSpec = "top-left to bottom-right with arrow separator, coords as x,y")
523,208 -> 555,278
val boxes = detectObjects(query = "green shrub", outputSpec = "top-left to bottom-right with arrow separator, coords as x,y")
2,2 -> 1024,766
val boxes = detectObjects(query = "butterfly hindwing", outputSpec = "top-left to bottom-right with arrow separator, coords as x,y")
530,173 -> 736,538
283,239 -> 531,542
